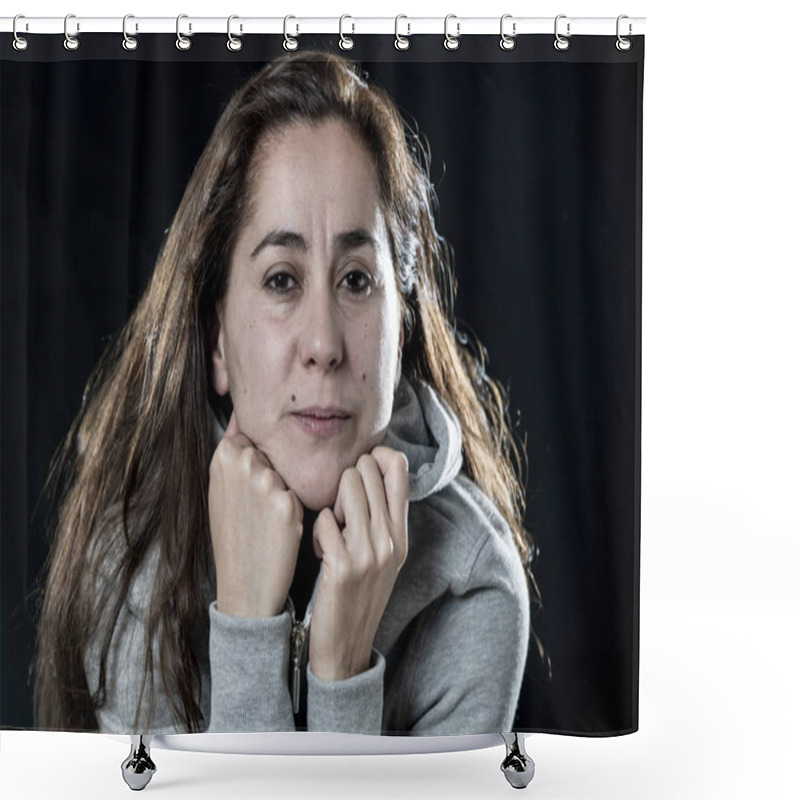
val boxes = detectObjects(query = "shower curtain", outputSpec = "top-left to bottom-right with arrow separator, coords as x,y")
1,23 -> 644,738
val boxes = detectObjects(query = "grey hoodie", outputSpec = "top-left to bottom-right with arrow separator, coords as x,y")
85,376 -> 530,735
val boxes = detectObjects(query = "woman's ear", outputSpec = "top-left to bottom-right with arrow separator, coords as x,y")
210,304 -> 230,396
394,325 -> 405,392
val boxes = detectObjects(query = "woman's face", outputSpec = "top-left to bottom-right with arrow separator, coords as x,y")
212,119 -> 404,511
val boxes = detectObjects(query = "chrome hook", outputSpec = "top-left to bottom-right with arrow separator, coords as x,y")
227,15 -> 242,51
395,15 -> 410,51
283,15 -> 299,51
616,15 -> 632,51
12,14 -> 29,51
500,14 -> 516,51
554,14 -> 570,51
64,13 -> 79,51
339,14 -> 355,50
444,14 -> 460,51
176,13 -> 191,50
122,14 -> 138,51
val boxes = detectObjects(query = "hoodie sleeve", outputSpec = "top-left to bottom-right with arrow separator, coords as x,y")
400,529 -> 530,735
305,648 -> 386,733
84,534 -> 298,734
206,601 -> 297,732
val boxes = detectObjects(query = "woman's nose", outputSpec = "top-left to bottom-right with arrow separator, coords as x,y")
298,288 -> 343,371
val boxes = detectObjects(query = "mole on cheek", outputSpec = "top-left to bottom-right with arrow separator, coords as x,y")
291,394 -> 296,402
362,373 -> 366,382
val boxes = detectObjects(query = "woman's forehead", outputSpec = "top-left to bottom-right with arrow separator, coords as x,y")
243,120 -> 387,249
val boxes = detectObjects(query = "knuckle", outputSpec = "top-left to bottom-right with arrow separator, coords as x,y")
343,467 -> 360,489
395,450 -> 409,475
374,537 -> 393,568
357,452 -> 375,471
330,555 -> 350,584
352,550 -> 373,577
271,490 -> 292,519
242,446 -> 258,469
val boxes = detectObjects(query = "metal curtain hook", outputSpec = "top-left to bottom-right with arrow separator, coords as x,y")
339,14 -> 355,50
176,14 -> 191,50
500,14 -> 516,50
64,13 -> 79,51
12,14 -> 29,51
283,15 -> 298,51
616,14 -> 632,51
394,15 -> 410,50
444,14 -> 460,51
554,14 -> 570,51
122,14 -> 138,51
227,15 -> 242,51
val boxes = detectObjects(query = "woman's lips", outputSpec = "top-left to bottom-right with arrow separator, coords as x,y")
291,412 -> 351,437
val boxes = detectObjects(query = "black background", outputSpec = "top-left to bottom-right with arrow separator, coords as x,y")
1,34 -> 643,734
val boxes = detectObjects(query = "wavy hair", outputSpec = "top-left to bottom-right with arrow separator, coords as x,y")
34,51 -> 543,732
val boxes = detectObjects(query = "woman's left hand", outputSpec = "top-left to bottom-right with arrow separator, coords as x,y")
308,446 -> 409,682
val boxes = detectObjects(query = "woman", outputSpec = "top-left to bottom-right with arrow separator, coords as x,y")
34,51 -> 537,735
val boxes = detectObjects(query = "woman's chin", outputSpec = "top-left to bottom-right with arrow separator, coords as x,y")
291,480 -> 339,513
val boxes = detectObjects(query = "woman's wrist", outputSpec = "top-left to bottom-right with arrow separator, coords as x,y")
309,649 -> 373,682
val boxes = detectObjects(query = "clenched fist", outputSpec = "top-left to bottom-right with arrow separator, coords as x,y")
208,411 -> 304,618
308,446 -> 410,682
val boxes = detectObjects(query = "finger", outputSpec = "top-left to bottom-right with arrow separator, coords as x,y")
369,446 -> 410,528
288,489 -> 303,524
225,410 -> 240,438
313,508 -> 346,563
333,467 -> 371,553
222,410 -> 257,451
355,454 -> 391,530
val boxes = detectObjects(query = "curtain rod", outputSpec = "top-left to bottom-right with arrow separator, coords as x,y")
1,15 -> 646,37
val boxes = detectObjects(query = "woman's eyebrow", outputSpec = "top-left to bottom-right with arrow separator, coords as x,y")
250,228 -> 376,260
334,229 -> 377,254
250,229 -> 307,260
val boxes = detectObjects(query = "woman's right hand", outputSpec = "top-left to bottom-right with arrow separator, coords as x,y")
208,411 -> 304,618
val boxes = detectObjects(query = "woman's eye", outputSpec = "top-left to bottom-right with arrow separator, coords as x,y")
342,270 -> 371,295
264,271 -> 296,294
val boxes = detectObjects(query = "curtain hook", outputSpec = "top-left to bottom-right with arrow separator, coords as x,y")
122,14 -> 138,51
500,14 -> 516,50
64,13 -> 79,51
554,14 -> 570,51
176,14 -> 191,50
339,14 -> 355,50
283,15 -> 299,51
616,15 -> 632,51
227,15 -> 242,51
444,14 -> 460,51
394,15 -> 410,51
12,14 -> 29,51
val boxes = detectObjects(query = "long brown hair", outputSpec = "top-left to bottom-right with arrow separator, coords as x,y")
34,51 -> 542,732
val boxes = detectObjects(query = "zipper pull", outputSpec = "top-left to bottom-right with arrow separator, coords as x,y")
290,617 -> 309,715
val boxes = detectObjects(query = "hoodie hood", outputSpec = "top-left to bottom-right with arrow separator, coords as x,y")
381,375 -> 463,503
211,376 -> 463,504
